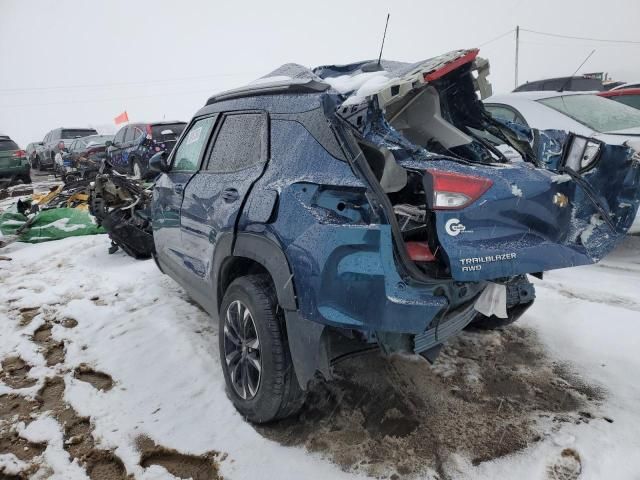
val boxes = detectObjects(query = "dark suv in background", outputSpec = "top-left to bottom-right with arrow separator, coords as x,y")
0,135 -> 30,185
34,127 -> 98,170
106,121 -> 186,179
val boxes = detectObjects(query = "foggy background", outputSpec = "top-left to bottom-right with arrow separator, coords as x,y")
1,0 -> 639,146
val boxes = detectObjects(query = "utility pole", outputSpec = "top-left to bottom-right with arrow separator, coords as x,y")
515,25 -> 520,89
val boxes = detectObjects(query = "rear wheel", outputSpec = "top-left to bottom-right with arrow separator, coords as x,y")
219,275 -> 305,423
467,301 -> 534,330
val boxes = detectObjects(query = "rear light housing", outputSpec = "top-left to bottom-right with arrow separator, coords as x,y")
12,149 -> 26,158
146,124 -> 153,140
426,169 -> 493,210
405,241 -> 436,262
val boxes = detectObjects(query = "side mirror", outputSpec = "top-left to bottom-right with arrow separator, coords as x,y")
105,140 -> 113,147
149,151 -> 170,173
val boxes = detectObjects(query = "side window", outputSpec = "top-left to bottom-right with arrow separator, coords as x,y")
542,79 -> 565,91
133,127 -> 145,142
171,116 -> 216,172
206,113 -> 266,172
124,126 -> 135,143
486,105 -> 516,122
486,104 -> 528,127
113,127 -> 126,145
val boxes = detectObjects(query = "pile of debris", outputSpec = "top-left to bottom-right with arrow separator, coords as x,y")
89,162 -> 154,259
0,180 -> 104,248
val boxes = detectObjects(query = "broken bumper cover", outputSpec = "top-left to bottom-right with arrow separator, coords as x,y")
413,300 -> 477,355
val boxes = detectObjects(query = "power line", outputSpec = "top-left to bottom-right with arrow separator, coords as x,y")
477,29 -> 515,48
0,71 -> 262,94
0,87 -> 216,109
521,28 -> 640,45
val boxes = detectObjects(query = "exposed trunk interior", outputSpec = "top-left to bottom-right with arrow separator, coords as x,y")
358,142 -> 449,278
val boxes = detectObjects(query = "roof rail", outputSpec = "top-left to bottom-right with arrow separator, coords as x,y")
205,78 -> 329,105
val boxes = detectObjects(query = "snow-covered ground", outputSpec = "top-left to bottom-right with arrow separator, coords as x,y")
0,225 -> 639,479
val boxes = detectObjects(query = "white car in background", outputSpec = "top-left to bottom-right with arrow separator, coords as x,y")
484,91 -> 640,233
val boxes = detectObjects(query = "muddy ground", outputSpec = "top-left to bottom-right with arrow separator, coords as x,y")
0,309 -> 222,480
260,326 -> 602,479
1,306 -> 601,480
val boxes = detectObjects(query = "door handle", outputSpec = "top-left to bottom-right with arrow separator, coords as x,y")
174,184 -> 184,195
222,188 -> 239,203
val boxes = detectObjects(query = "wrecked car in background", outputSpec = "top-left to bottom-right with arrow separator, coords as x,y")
146,48 -> 640,423
89,160 -> 154,259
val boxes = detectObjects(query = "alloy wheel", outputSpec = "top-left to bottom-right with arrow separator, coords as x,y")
223,300 -> 262,400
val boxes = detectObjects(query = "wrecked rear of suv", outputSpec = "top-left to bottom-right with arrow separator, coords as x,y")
150,49 -> 640,423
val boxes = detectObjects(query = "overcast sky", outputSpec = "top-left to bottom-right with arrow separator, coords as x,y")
1,0 -> 640,146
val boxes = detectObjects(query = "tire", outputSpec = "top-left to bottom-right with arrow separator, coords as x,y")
467,301 -> 534,330
219,274 -> 305,423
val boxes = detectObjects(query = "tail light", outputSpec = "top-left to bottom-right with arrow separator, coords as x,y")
146,125 -> 153,140
406,241 -> 436,262
12,149 -> 26,158
426,169 -> 493,210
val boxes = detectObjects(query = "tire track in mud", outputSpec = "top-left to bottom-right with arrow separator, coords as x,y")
260,326 -> 606,479
0,309 -> 222,480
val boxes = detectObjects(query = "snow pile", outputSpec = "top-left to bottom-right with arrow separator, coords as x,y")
511,184 -> 523,197
325,71 -> 399,106
1,234 -> 640,479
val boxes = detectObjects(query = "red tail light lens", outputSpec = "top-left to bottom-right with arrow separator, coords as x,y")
427,169 -> 493,210
406,241 -> 436,262
12,149 -> 26,158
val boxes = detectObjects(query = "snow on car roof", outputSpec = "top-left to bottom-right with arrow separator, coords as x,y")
206,50 -> 480,107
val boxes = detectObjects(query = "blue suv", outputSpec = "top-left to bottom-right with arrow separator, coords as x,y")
149,50 -> 640,423
106,121 -> 186,179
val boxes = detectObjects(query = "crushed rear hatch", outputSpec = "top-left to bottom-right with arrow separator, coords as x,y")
317,49 -> 640,282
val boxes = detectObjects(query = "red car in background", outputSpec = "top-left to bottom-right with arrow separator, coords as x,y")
598,88 -> 640,110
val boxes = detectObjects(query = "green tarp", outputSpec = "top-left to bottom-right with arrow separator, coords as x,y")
0,207 -> 105,243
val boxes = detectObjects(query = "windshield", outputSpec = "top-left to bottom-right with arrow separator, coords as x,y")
0,139 -> 19,151
61,129 -> 98,139
538,94 -> 640,132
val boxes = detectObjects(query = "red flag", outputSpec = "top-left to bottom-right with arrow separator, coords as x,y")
114,111 -> 129,125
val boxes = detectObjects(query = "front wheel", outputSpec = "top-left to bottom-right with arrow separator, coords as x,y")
219,275 -> 305,423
